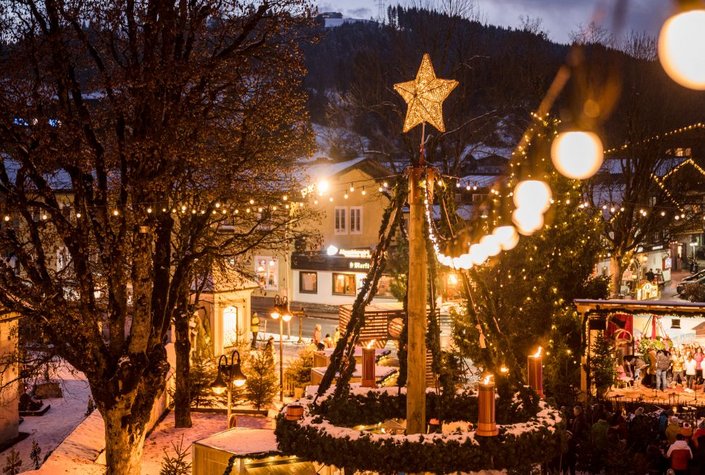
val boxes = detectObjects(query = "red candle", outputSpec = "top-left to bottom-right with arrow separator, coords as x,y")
477,374 -> 498,437
528,346 -> 544,397
361,343 -> 376,388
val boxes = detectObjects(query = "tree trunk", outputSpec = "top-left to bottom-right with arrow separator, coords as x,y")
609,255 -> 623,297
174,312 -> 192,428
103,405 -> 148,475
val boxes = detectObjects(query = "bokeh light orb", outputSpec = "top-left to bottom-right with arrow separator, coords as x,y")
469,243 -> 489,265
550,131 -> 604,179
512,207 -> 544,236
658,10 -> 705,90
513,180 -> 552,213
455,254 -> 473,270
493,225 -> 520,251
480,234 -> 501,257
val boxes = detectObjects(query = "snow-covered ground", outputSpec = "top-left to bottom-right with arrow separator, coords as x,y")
0,362 -> 91,473
141,412 -> 274,474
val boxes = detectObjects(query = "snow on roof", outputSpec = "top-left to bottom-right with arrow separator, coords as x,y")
194,428 -> 279,456
461,174 -> 502,188
305,156 -> 368,180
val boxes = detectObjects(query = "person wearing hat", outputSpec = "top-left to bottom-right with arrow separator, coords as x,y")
666,416 -> 682,445
250,312 -> 260,349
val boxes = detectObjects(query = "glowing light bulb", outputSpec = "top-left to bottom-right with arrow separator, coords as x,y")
480,234 -> 501,257
493,225 -> 519,251
317,179 -> 330,194
469,243 -> 489,265
512,208 -> 544,236
658,9 -> 705,90
551,131 -> 604,179
513,180 -> 552,213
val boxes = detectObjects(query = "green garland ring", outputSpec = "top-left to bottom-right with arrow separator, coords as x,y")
275,387 -> 565,474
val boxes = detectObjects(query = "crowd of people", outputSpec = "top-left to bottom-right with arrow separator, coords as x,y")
561,403 -> 705,475
620,344 -> 705,393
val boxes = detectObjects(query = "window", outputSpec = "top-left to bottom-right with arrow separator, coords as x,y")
255,256 -> 278,291
332,273 -> 357,295
335,207 -> 347,234
350,207 -> 362,234
299,272 -> 318,294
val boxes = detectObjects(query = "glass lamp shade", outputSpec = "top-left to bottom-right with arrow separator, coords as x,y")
210,371 -> 227,395
513,180 -> 552,213
282,312 -> 293,322
658,10 -> 705,90
551,131 -> 604,179
469,243 -> 489,265
480,234 -> 501,257
232,364 -> 247,388
493,225 -> 519,251
512,208 -> 544,236
270,309 -> 280,319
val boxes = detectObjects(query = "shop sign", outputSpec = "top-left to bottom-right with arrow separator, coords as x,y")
349,261 -> 370,270
339,248 -> 372,259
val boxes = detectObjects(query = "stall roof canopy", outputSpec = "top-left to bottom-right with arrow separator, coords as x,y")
574,299 -> 705,317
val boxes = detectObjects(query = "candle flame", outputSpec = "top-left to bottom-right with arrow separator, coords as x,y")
500,365 -> 509,374
531,346 -> 543,358
366,339 -> 376,349
482,374 -> 494,385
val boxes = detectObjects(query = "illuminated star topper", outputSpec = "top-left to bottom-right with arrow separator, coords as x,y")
394,54 -> 458,133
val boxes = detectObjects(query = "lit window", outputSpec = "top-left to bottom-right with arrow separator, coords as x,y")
300,272 -> 318,294
350,207 -> 362,234
335,207 -> 347,234
332,273 -> 356,295
255,256 -> 278,290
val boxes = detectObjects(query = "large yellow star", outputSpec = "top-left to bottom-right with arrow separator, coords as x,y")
394,54 -> 458,133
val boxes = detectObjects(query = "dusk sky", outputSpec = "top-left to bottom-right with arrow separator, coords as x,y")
318,0 -> 674,45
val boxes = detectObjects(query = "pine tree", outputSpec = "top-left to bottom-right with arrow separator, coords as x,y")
159,436 -> 191,475
245,350 -> 278,411
590,334 -> 616,398
30,439 -> 42,470
3,449 -> 22,475
451,116 -> 607,390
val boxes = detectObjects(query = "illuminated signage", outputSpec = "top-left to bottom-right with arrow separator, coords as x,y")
349,262 -> 371,270
339,249 -> 372,259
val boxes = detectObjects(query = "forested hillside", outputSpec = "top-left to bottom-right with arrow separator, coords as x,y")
302,6 -> 705,174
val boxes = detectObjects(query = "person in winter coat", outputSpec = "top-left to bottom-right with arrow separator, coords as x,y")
685,352 -> 698,391
312,324 -> 322,346
656,350 -> 671,391
666,433 -> 692,475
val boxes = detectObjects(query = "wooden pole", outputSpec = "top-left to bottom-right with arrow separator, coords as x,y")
406,127 -> 428,435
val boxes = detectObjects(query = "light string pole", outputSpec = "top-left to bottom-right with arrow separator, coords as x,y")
270,295 -> 292,402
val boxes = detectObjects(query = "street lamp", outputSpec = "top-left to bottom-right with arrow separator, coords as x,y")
210,350 -> 247,427
270,295 -> 292,402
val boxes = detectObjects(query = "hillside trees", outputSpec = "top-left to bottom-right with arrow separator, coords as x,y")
0,1 -> 315,474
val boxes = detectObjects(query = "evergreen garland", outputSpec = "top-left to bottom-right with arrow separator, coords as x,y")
276,390 -> 562,474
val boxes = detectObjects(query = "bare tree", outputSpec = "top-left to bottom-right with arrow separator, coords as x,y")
0,1 -> 315,474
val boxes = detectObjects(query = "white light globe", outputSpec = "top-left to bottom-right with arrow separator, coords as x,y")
512,208 -> 544,236
326,245 -> 339,256
493,225 -> 520,251
456,254 -> 473,270
551,131 -> 604,179
480,234 -> 501,257
513,180 -> 552,213
469,243 -> 489,265
658,10 -> 705,90
438,254 -> 452,267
